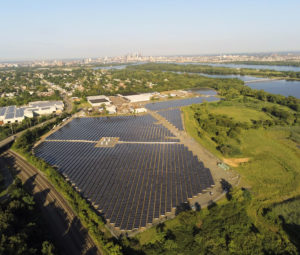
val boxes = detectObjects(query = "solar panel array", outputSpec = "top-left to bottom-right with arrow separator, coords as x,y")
0,107 -> 7,117
46,115 -> 177,142
15,108 -> 25,118
145,96 -> 218,111
157,108 -> 184,131
36,106 -> 215,231
34,141 -> 213,230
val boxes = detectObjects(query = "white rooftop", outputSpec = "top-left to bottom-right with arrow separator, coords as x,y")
124,93 -> 154,103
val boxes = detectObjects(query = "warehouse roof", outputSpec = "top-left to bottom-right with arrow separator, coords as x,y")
89,98 -> 109,104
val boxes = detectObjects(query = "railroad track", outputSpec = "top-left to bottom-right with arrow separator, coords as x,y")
4,150 -> 101,255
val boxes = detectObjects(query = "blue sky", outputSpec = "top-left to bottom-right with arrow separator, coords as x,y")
1,0 -> 300,60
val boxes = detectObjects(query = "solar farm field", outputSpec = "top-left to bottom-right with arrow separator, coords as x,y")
157,108 -> 184,131
145,96 -> 218,111
35,110 -> 215,231
35,142 -> 213,230
46,115 -> 176,142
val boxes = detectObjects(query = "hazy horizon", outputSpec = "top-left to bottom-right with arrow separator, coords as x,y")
1,0 -> 300,60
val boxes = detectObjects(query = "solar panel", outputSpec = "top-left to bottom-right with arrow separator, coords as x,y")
15,108 -> 24,118
0,107 -> 7,116
5,112 -> 15,119
6,105 -> 16,113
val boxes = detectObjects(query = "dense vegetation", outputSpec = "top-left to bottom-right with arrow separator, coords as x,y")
73,68 -> 243,97
12,115 -> 122,255
265,197 -> 300,251
0,178 -> 55,255
122,189 -> 297,254
128,63 -> 300,80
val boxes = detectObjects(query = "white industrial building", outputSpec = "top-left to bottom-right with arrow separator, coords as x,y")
106,105 -> 117,114
0,101 -> 64,125
28,100 -> 64,111
123,93 -> 155,103
87,95 -> 111,107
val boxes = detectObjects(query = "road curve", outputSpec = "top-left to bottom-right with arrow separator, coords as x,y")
3,150 -> 101,255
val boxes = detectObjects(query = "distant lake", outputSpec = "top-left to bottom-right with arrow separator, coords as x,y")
198,73 -> 262,82
246,80 -> 300,98
93,65 -> 127,70
197,63 -> 300,72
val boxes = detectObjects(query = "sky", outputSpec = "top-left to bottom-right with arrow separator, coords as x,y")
1,0 -> 300,60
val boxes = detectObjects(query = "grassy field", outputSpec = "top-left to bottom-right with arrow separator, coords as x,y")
208,105 -> 273,123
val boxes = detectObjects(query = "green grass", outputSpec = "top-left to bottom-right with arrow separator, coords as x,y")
209,105 -> 272,123
238,128 -> 300,202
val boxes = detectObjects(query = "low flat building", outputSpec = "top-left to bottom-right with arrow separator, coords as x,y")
87,95 -> 111,107
106,105 -> 117,114
0,106 -> 19,124
28,101 -> 64,111
0,100 -> 64,125
123,93 -> 154,103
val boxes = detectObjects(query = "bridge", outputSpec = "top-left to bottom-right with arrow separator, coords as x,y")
0,136 -> 15,151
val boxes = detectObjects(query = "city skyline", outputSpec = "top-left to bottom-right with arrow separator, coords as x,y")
1,0 -> 300,60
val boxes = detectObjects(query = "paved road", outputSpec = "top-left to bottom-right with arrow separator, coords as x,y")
63,96 -> 73,113
2,150 -> 101,255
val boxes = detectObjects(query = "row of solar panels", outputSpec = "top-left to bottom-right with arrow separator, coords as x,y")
46,115 -> 178,142
145,96 -> 219,111
157,108 -> 184,131
34,141 -> 214,230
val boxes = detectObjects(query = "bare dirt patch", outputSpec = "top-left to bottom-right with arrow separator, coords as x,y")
223,158 -> 250,167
